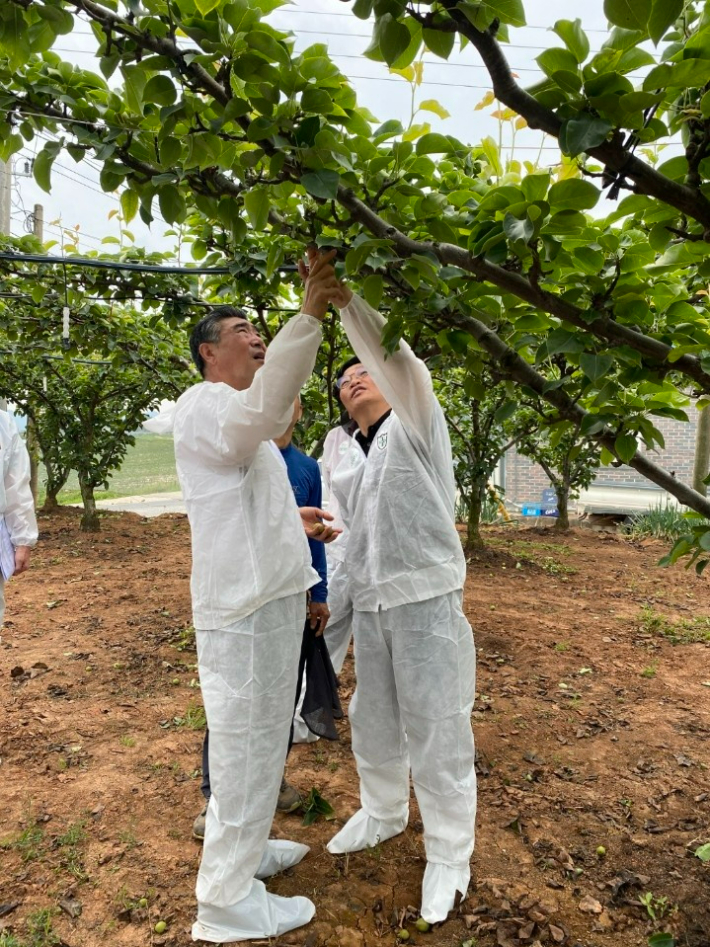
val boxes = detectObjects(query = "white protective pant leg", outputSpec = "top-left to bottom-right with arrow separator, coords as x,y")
324,610 -> 353,677
328,592 -> 476,923
0,578 -> 5,627
192,595 -> 315,943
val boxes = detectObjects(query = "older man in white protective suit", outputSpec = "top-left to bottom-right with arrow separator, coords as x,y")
147,250 -> 345,943
324,284 -> 477,925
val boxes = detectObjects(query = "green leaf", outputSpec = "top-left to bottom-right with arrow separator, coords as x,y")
648,0 -> 682,44
121,65 -> 147,114
484,0 -> 526,27
548,178 -> 600,211
301,169 -> 341,200
503,213 -> 534,243
521,173 -> 550,202
481,135 -> 503,176
363,274 -> 384,309
614,432 -> 638,464
418,99 -> 450,119
195,0 -> 220,13
301,86 -> 333,114
492,401 -> 516,423
380,15 -> 412,66
158,185 -> 186,224
695,843 -> 710,863
647,934 -> 676,947
33,146 -> 58,193
352,0 -> 374,18
552,19 -> 590,62
416,133 -> 455,155
423,27 -> 455,59
559,114 -> 612,157
603,0 -> 649,33
120,189 -> 139,224
580,353 -> 614,383
247,28 -> 291,67
143,75 -> 177,107
243,188 -> 270,230
536,47 -> 580,78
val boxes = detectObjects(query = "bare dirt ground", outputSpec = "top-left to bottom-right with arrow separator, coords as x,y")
1,510 -> 709,947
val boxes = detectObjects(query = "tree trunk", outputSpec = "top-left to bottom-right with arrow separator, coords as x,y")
78,474 -> 100,532
42,489 -> 60,512
554,482 -> 570,531
692,402 -> 710,497
26,418 -> 40,507
465,489 -> 485,552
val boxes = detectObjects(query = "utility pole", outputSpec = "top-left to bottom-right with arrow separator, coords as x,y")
33,203 -> 44,242
0,159 -> 11,235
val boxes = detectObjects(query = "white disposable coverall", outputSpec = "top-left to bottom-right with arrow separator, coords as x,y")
167,312 -> 323,942
291,424 -> 353,744
327,295 -> 477,924
0,411 -> 38,625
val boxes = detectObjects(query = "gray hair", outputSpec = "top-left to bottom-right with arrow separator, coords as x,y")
189,305 -> 249,376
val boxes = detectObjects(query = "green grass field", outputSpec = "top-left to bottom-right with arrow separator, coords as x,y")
41,433 -> 179,505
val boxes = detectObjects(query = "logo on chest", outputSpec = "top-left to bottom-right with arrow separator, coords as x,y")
376,432 -> 388,451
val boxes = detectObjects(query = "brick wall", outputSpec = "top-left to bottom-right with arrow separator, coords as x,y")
503,410 -> 700,505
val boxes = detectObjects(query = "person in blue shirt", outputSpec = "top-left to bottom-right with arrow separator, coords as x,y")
193,398 -> 333,839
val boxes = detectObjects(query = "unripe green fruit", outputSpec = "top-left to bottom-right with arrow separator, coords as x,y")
154,921 -> 167,934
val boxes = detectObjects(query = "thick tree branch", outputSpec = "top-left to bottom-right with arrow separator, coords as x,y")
438,1 -> 710,231
446,307 -> 710,517
336,186 -> 710,392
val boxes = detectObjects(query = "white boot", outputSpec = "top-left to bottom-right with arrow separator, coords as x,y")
327,808 -> 407,854
420,862 -> 470,923
193,878 -> 315,943
255,839 -> 310,879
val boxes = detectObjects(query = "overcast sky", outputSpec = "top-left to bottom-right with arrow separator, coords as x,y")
8,1 -> 646,256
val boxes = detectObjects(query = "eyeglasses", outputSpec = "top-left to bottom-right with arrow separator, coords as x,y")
337,367 -> 369,391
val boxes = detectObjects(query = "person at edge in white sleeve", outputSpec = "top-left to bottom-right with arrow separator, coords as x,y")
165,250 -> 347,943
0,409 -> 38,624
323,282 -> 477,925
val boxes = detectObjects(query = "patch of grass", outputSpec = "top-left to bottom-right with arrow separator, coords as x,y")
639,605 -> 710,644
172,625 -> 196,653
623,503 -> 710,542
173,699 -> 206,730
641,663 -> 658,679
120,735 -> 136,747
540,557 -> 577,577
554,642 -> 569,652
0,933 -> 24,947
40,433 -> 179,505
0,823 -> 44,863
118,828 -> 140,850
26,909 -> 61,947
55,819 -> 88,882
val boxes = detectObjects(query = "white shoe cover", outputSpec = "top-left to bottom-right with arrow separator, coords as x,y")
255,839 -> 310,879
326,808 -> 407,854
420,862 -> 471,923
292,716 -> 320,744
192,878 -> 315,943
